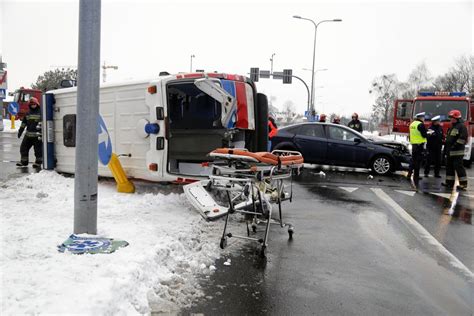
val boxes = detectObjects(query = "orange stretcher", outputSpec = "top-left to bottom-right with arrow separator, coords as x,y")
204,148 -> 304,257
210,148 -> 304,166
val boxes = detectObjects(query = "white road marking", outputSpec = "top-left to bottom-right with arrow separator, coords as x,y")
394,190 -> 416,197
371,188 -> 473,281
447,191 -> 460,216
339,187 -> 358,193
429,192 -> 453,199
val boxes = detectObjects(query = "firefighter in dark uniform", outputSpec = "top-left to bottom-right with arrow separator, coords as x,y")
348,112 -> 363,132
409,112 -> 428,182
424,115 -> 443,178
16,97 -> 42,168
443,109 -> 468,190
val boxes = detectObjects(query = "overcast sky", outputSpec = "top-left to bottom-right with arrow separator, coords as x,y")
1,0 -> 472,116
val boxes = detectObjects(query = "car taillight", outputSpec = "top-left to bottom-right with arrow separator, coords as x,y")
149,163 -> 158,171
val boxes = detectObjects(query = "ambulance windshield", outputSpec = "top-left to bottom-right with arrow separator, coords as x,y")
167,82 -> 222,129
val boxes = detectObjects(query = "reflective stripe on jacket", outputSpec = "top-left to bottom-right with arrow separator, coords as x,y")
445,120 -> 468,157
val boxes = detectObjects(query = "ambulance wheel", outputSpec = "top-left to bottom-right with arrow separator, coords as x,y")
220,237 -> 227,249
255,93 -> 269,152
252,224 -> 257,233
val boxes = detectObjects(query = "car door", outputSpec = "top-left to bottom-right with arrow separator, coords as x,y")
326,126 -> 369,167
293,124 -> 327,163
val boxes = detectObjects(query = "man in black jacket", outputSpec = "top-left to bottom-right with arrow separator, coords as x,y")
424,115 -> 443,178
348,112 -> 363,132
443,110 -> 468,190
16,97 -> 42,168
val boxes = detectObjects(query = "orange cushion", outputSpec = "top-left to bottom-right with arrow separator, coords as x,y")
210,148 -> 303,166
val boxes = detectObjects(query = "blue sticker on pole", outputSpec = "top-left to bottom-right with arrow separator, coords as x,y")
8,102 -> 19,115
97,115 -> 112,165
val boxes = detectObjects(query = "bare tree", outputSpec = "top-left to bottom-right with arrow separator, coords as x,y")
282,100 -> 296,124
433,55 -> 473,92
406,62 -> 432,97
369,74 -> 402,129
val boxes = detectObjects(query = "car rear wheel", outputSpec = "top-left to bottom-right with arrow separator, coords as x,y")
371,155 -> 393,175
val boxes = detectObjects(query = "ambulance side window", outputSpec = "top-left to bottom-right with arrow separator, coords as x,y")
63,114 -> 76,147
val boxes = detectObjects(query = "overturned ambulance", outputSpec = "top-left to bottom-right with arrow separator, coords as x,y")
42,72 -> 269,182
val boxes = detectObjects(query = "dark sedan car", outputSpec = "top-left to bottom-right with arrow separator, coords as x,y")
271,122 -> 411,175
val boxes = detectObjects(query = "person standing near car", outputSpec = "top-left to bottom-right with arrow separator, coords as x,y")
332,116 -> 341,124
268,114 -> 278,151
442,110 -> 468,190
348,112 -> 363,132
16,97 -> 42,168
319,114 -> 327,123
424,115 -> 443,178
409,112 -> 428,182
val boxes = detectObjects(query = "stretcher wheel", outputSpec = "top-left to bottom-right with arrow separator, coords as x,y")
288,226 -> 294,239
220,237 -> 227,249
259,246 -> 266,258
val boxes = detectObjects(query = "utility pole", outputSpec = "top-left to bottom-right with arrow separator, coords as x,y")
74,0 -> 101,234
102,61 -> 118,83
293,16 -> 342,112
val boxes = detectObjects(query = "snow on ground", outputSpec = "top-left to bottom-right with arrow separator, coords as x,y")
0,171 -> 222,314
2,118 -> 20,133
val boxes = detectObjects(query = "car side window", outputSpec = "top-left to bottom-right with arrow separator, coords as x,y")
328,126 -> 358,141
299,125 -> 325,138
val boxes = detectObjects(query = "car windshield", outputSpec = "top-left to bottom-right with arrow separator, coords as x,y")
413,100 -> 468,121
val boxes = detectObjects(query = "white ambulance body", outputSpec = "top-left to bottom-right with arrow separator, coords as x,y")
45,73 -> 268,182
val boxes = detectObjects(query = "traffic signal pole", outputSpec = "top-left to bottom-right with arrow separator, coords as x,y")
287,74 -> 310,113
74,0 -> 101,234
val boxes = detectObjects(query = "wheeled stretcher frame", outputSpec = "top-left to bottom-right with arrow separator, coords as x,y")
207,148 -> 304,257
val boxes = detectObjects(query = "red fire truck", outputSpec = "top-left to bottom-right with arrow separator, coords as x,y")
393,91 -> 474,163
11,87 -> 42,119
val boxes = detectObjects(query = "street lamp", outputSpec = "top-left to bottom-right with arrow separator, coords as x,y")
293,15 -> 342,112
302,67 -> 328,74
270,53 -> 276,74
190,54 -> 195,72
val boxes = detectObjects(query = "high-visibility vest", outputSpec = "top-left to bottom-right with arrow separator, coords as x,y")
409,120 -> 426,144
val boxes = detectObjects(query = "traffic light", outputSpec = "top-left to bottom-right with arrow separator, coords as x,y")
250,67 -> 260,82
283,69 -> 292,84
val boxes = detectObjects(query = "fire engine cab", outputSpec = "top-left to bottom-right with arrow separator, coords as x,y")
393,91 -> 474,163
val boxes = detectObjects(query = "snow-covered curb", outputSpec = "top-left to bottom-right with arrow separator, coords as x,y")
2,118 -> 20,133
0,171 -> 221,314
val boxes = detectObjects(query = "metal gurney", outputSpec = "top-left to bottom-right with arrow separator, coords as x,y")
183,148 -> 304,257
